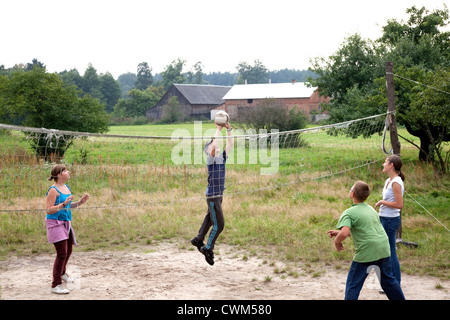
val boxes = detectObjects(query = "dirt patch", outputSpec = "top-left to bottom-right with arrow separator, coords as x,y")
0,240 -> 447,300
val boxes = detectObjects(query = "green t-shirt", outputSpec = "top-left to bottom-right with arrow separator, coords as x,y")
337,203 -> 390,263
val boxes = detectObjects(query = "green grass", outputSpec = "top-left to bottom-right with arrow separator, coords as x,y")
0,122 -> 448,279
108,122 -> 218,136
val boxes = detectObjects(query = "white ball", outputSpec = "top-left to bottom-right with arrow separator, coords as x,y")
214,111 -> 229,126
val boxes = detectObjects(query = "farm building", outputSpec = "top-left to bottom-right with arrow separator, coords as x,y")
215,81 -> 329,121
146,84 -> 231,120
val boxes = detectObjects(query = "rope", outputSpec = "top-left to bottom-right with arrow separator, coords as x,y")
6,162 -> 449,235
387,72 -> 450,95
405,190 -> 450,233
0,159 -> 384,213
381,113 -> 393,155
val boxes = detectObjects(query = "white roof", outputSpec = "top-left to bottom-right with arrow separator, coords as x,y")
222,82 -> 317,100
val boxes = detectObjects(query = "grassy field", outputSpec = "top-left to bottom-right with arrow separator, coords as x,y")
0,122 -> 448,279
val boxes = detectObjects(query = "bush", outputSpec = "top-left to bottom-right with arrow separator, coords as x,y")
237,98 -> 308,148
160,96 -> 184,124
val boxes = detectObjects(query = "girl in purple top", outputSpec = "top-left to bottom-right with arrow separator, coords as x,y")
46,164 -> 89,294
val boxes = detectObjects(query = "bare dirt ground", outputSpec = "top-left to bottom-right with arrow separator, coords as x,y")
0,240 -> 448,300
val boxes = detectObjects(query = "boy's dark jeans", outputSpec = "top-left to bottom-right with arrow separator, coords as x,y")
52,231 -> 73,288
195,196 -> 224,251
345,257 -> 405,300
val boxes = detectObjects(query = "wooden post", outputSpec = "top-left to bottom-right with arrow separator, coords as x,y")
386,62 -> 401,155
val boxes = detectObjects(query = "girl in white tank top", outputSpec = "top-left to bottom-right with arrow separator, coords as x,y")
375,155 -> 405,215
374,155 -> 405,285
379,176 -> 404,217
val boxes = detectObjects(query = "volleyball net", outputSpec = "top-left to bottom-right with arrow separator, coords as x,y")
0,112 -> 392,213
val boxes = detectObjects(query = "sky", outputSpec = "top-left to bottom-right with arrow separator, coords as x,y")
0,0 -> 448,79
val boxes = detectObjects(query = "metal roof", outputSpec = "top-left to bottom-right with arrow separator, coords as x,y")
222,82 -> 317,100
173,84 -> 231,105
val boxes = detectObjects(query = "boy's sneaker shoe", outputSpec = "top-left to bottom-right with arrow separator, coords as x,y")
51,285 -> 69,294
191,238 -> 204,252
200,246 -> 214,266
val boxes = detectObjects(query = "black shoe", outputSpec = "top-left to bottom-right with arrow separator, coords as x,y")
200,246 -> 214,266
191,238 -> 204,252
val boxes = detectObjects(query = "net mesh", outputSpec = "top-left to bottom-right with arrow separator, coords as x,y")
0,113 -> 391,213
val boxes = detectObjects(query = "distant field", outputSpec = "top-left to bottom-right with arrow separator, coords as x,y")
108,122 -> 217,137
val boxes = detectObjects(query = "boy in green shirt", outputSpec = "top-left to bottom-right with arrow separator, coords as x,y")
327,181 -> 405,300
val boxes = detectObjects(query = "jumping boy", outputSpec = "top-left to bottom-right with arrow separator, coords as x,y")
327,180 -> 405,300
191,122 -> 233,265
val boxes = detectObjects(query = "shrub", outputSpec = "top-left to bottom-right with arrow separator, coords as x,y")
237,98 -> 308,148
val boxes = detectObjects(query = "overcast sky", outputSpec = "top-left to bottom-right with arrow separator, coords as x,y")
0,0 -> 447,78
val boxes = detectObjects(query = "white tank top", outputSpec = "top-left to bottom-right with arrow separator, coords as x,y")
379,176 -> 404,218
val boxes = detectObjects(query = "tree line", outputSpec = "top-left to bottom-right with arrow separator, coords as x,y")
0,58 -> 315,123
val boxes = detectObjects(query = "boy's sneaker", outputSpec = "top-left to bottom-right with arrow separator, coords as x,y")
191,238 -> 204,252
200,246 -> 214,266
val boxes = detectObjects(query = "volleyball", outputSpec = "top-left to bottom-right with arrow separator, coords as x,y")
214,111 -> 229,126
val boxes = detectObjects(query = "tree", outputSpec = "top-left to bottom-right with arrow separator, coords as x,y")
117,72 -> 137,98
381,5 -> 449,60
308,5 -> 449,171
160,96 -> 184,123
397,67 -> 449,172
203,71 -> 239,86
60,67 -> 121,113
82,64 -> 103,101
113,86 -> 164,118
135,62 -> 153,90
99,72 -> 122,113
26,58 -> 46,71
308,33 -> 387,137
309,33 -> 385,106
60,69 -> 85,92
3,63 -> 121,119
0,67 -> 109,161
269,69 -> 318,83
236,59 -> 269,84
192,61 -> 204,84
158,58 -> 186,90
380,5 -> 449,169
185,61 -> 204,84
